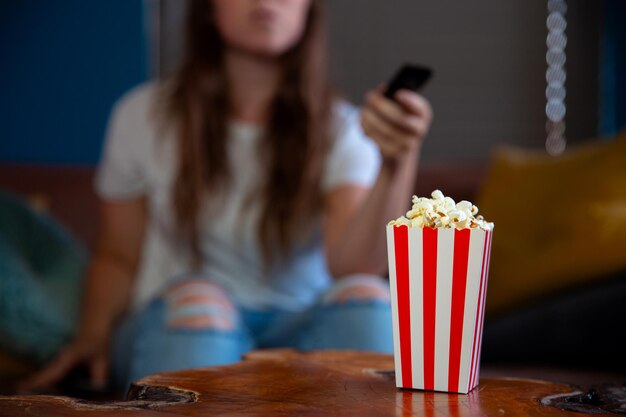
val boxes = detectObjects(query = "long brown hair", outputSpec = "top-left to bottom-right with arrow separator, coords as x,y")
167,0 -> 334,269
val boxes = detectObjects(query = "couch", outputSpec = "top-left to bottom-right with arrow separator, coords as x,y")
1,155 -> 624,385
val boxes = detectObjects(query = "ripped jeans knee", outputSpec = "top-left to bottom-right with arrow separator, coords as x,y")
115,277 -> 250,386
321,274 -> 391,306
162,277 -> 239,332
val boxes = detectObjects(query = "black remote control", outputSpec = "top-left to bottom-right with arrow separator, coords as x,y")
384,64 -> 433,100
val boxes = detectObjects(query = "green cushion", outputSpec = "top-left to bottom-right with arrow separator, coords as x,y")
0,191 -> 86,364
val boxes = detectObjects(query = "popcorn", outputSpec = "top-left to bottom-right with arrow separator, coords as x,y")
389,189 -> 494,231
448,209 -> 468,228
392,216 -> 410,226
443,197 -> 456,211
431,189 -> 445,201
409,216 -> 424,228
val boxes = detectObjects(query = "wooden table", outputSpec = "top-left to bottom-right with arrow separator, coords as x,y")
0,350 -> 619,416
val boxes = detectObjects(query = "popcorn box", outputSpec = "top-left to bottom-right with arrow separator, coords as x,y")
386,225 -> 493,393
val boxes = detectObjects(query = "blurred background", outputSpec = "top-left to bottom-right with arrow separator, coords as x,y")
2,0 -> 623,165
0,0 -> 625,392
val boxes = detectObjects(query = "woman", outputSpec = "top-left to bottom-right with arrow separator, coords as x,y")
22,0 -> 432,390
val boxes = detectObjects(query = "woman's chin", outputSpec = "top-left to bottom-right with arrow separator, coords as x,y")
229,37 -> 297,60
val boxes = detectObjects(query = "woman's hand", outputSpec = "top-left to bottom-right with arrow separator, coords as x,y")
360,88 -> 433,161
18,199 -> 147,392
18,334 -> 110,392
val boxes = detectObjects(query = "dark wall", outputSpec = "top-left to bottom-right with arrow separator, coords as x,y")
566,0 -> 601,143
327,0 -> 548,161
0,1 -> 148,164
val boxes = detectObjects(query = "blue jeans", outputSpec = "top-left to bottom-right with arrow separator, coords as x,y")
111,274 -> 393,389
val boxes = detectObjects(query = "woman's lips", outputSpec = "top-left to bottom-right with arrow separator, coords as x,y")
250,7 -> 278,27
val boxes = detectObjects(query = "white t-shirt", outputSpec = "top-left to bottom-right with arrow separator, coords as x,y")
95,82 -> 381,311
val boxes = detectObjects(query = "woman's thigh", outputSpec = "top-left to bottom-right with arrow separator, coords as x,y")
111,276 -> 254,389
262,274 -> 394,353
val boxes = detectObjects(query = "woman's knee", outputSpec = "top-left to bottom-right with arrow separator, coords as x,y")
321,274 -> 390,305
120,276 -> 251,386
161,276 -> 238,331
297,275 -> 393,353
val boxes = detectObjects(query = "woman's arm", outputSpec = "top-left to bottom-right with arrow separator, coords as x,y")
324,90 -> 432,278
79,198 -> 147,342
20,198 -> 146,390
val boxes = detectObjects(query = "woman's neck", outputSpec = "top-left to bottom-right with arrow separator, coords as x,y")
225,48 -> 281,124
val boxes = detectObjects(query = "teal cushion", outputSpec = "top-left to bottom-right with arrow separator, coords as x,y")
0,191 -> 86,364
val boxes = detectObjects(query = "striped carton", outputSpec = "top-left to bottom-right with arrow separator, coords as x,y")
386,225 -> 493,393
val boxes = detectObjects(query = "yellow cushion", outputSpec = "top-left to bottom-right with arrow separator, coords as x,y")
477,131 -> 626,314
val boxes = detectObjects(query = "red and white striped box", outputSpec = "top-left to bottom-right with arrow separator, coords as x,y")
386,225 -> 493,393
